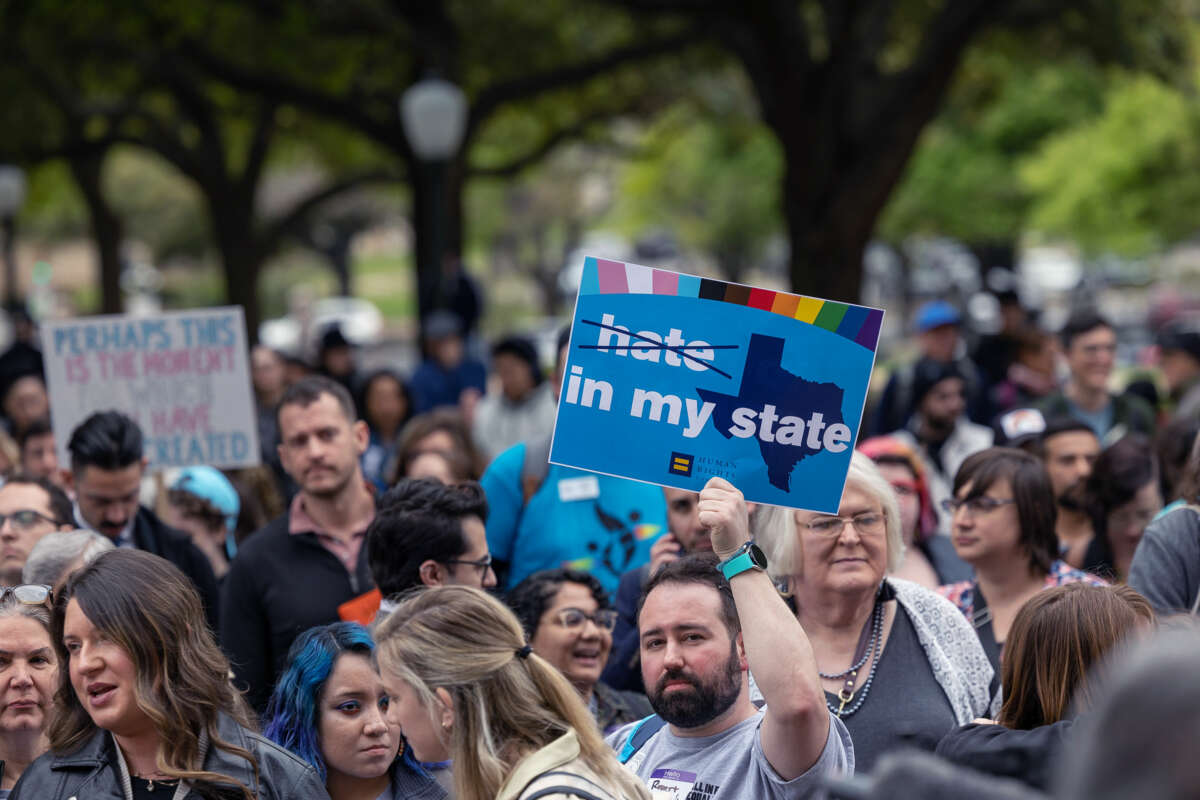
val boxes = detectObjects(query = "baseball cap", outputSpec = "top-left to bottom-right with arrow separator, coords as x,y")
914,300 -> 962,333
171,466 -> 240,534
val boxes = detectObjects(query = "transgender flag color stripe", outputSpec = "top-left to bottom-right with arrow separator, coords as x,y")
578,256 -> 882,352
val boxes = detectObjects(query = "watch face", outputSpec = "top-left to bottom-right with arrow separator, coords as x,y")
748,543 -> 768,570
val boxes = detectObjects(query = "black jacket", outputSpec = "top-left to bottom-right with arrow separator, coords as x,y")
130,506 -> 221,633
10,712 -> 329,799
220,511 -> 374,713
935,719 -> 1074,791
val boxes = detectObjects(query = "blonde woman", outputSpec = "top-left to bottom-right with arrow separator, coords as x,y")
374,585 -> 650,800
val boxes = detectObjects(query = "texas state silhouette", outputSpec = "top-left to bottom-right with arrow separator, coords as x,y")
696,334 -> 846,492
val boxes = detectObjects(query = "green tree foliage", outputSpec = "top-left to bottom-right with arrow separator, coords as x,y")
609,0 -> 1188,302
1021,72 -> 1200,255
0,1 -> 405,327
176,0 -> 708,322
611,104 -> 783,283
880,47 -> 1107,245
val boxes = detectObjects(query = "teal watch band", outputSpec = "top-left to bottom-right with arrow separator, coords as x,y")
720,550 -> 759,580
718,542 -> 767,580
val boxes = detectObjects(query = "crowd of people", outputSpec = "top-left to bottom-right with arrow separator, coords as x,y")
0,296 -> 1196,798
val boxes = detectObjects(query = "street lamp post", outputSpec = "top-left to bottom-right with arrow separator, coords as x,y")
0,167 -> 27,309
400,76 -> 468,325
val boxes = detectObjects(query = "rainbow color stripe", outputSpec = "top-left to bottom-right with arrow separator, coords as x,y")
581,256 -> 882,351
633,523 -> 662,541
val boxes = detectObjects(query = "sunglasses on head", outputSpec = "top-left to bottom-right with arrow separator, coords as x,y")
0,584 -> 52,605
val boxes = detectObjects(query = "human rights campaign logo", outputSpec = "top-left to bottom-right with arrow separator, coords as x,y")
669,452 -> 693,477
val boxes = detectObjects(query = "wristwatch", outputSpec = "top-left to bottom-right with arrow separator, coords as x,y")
717,541 -> 768,580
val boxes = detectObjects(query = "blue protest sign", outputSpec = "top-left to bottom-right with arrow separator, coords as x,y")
549,258 -> 883,512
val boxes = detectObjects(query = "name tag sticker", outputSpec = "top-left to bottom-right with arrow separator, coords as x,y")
648,768 -> 697,800
557,475 -> 600,502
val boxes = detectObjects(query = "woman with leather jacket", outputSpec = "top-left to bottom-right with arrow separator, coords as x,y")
11,549 -> 329,799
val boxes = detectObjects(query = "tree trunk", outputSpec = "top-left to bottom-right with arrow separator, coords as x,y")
209,199 -> 264,345
712,1 -> 1000,308
787,224 -> 867,304
221,246 -> 262,346
68,151 -> 123,314
781,152 -> 874,303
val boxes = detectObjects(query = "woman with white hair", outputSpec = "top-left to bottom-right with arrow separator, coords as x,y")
21,530 -> 113,593
753,451 -> 993,772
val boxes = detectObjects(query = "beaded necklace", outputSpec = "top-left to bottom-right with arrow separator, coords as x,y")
823,597 -> 886,718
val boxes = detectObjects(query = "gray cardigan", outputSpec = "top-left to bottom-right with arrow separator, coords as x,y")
888,578 -> 996,722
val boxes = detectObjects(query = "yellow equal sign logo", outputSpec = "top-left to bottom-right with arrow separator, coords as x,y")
669,452 -> 693,477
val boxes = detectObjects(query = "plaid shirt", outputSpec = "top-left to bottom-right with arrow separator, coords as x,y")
937,559 -> 1108,623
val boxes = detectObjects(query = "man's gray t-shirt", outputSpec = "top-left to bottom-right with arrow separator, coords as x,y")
606,709 -> 853,799
1128,506 -> 1200,613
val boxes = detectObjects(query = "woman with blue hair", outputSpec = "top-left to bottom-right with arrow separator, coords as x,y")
263,621 -> 447,800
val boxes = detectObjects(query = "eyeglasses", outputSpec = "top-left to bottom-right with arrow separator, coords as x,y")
442,554 -> 494,576
941,497 -> 1016,516
803,512 -> 885,537
0,509 -> 60,532
553,607 -> 618,631
0,584 -> 52,605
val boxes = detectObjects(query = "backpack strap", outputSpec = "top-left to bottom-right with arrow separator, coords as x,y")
519,770 -> 610,800
522,789 -> 605,800
617,714 -> 666,765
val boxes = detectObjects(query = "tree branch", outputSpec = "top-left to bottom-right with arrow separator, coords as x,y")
600,0 -> 721,13
240,100 -> 279,194
704,1 -> 813,131
866,0 -> 1000,136
854,0 -> 896,66
6,44 -> 84,119
259,169 -> 405,253
468,29 -> 702,136
177,38 -> 407,155
467,100 -> 654,178
145,54 -> 228,172
111,120 -> 207,185
0,135 -> 118,165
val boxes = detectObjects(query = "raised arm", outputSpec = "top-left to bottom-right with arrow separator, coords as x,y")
698,477 -> 830,779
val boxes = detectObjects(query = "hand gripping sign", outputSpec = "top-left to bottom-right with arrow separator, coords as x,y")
549,258 -> 883,513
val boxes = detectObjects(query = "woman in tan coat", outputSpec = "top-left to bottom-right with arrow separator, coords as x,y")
374,585 -> 650,800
